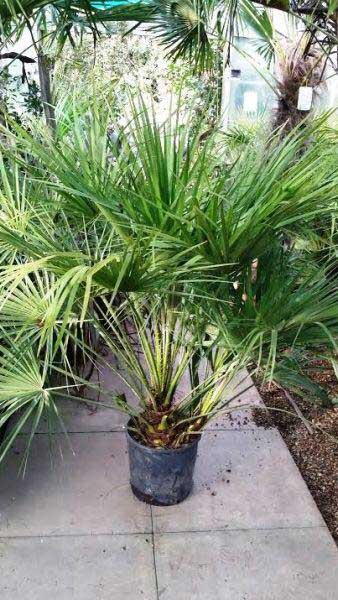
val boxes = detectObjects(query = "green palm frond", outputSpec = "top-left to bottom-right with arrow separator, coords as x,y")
148,0 -> 216,72
0,0 -> 151,22
239,0 -> 274,64
0,0 -> 154,53
0,345 -> 61,468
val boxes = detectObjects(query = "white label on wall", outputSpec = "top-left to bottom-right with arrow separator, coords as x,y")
297,86 -> 313,111
243,90 -> 258,114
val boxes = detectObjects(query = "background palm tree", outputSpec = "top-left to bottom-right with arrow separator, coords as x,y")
273,34 -> 327,131
2,1 -> 337,131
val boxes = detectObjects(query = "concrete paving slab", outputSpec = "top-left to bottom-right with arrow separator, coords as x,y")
152,429 -> 324,533
22,395 -> 128,434
207,373 -> 263,430
0,433 -> 151,536
0,534 -> 156,600
154,528 -> 338,600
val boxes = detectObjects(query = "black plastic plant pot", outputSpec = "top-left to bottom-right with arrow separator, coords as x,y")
127,425 -> 200,506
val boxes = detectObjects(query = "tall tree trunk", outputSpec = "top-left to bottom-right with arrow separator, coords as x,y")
37,47 -> 55,131
220,45 -> 231,130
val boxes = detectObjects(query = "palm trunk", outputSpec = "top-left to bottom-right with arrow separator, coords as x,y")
274,40 -> 326,134
37,48 -> 55,131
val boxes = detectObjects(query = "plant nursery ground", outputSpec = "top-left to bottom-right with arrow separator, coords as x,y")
254,364 -> 338,544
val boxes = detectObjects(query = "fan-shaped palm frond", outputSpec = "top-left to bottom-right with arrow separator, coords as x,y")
239,0 -> 274,65
0,344 -> 67,471
147,0 -> 217,72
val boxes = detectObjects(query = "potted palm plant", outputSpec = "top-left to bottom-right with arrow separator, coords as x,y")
0,96 -> 337,504
94,294 -> 245,505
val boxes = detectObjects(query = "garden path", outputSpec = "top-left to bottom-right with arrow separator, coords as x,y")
0,370 -> 337,599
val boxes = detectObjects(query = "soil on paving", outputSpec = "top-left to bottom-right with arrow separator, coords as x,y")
253,363 -> 338,544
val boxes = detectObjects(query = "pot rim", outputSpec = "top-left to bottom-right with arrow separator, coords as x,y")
126,419 -> 201,454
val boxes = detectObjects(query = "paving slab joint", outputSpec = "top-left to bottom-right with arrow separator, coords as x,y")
150,506 -> 160,600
